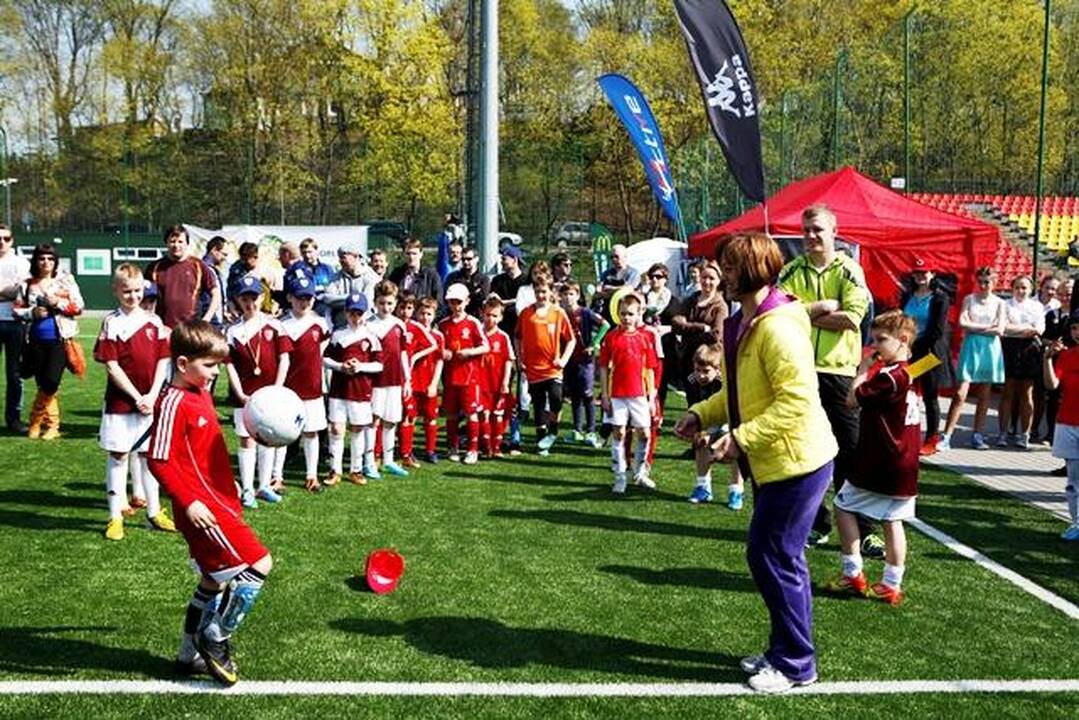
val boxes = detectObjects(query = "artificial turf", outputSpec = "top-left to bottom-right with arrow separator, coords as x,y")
0,336 -> 1075,717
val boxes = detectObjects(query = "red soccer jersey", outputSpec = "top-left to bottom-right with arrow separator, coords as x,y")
226,315 -> 293,406
1055,346 -> 1079,426
281,312 -> 329,400
412,325 -> 444,393
853,361 -> 921,497
369,314 -> 408,388
439,314 -> 488,387
326,326 -> 381,402
147,384 -> 242,515
516,304 -> 574,383
93,309 -> 171,414
598,326 -> 658,398
480,326 -> 514,395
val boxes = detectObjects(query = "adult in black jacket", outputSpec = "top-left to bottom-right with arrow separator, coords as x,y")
388,238 -> 442,303
900,259 -> 955,454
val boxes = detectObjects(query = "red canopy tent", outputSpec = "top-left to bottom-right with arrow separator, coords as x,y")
688,167 -> 1001,307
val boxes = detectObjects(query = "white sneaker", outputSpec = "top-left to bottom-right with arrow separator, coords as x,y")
612,473 -> 627,494
634,473 -> 656,490
463,450 -> 479,465
739,654 -> 768,674
747,663 -> 815,694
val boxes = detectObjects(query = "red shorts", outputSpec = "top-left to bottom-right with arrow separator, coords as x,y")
414,393 -> 439,420
443,383 -> 482,417
479,391 -> 513,415
174,501 -> 269,582
402,394 -> 418,421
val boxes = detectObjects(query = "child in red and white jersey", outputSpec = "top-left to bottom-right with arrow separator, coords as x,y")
367,280 -> 411,477
324,292 -> 383,485
439,283 -> 489,463
480,296 -> 515,457
93,263 -> 174,540
224,275 -> 293,508
280,273 -> 330,492
394,292 -> 437,467
412,297 -> 444,463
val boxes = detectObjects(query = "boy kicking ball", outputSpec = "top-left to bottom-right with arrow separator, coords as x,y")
147,321 -> 273,686
824,310 -> 921,605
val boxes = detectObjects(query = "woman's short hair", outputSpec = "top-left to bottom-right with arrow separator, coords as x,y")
30,243 -> 59,278
646,262 -> 668,279
718,233 -> 784,295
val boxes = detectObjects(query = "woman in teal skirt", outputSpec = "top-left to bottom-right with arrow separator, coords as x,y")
940,267 -> 1006,450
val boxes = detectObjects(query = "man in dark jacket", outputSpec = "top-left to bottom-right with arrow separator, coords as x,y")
389,239 -> 442,302
444,246 -> 490,316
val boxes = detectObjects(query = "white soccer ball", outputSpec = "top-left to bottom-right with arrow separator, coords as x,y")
243,386 -> 305,447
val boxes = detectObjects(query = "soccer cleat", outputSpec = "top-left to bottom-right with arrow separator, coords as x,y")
324,472 -> 341,487
538,448 -> 550,457
805,530 -> 829,548
823,571 -> 868,596
269,478 -> 285,493
422,452 -> 440,464
241,489 -> 257,509
688,486 -> 713,504
728,487 -> 744,511
256,488 -> 282,504
861,534 -> 886,559
919,435 -> 939,456
571,430 -> 585,443
174,654 -> 209,677
447,452 -> 461,463
537,433 -> 557,452
612,473 -> 627,495
363,465 -> 382,481
148,511 -> 177,533
304,477 -> 322,493
971,433 -> 989,450
634,473 -> 656,490
937,434 -> 951,451
867,581 -> 904,606
105,517 -> 124,541
195,631 -> 239,687
586,432 -> 603,448
349,471 -> 368,486
994,433 -> 1009,448
508,445 -> 522,457
1061,525 -> 1079,541
382,461 -> 409,477
747,664 -> 816,694
129,496 -> 147,510
401,455 -> 422,469
462,451 -> 479,465
739,654 -> 768,674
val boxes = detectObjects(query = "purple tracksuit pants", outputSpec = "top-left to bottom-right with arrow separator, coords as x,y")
746,460 -> 833,683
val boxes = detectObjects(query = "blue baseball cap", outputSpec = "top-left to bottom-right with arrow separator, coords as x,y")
142,280 -> 158,299
346,292 -> 368,313
500,245 -> 522,260
287,274 -> 316,298
236,275 -> 262,296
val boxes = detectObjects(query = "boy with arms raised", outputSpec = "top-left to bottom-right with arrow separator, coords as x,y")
147,320 -> 273,686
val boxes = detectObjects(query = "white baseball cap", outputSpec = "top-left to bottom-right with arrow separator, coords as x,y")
445,283 -> 470,302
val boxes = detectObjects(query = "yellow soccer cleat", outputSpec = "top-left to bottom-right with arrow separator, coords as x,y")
105,518 -> 125,541
148,511 -> 177,533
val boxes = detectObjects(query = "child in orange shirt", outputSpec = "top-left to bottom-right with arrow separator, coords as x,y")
515,277 -> 575,455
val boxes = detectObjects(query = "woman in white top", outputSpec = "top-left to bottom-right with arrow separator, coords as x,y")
939,266 -> 1006,451
996,276 -> 1045,448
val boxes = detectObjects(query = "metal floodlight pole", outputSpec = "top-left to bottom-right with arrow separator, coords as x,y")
477,0 -> 499,272
904,7 -> 914,193
1032,0 -> 1051,282
832,50 -> 847,170
780,90 -> 790,187
0,125 -> 8,226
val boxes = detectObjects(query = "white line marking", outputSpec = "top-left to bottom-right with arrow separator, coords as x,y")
0,679 -> 1077,696
909,517 -> 1079,621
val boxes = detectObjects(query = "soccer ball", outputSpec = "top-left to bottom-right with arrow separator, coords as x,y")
243,386 -> 305,447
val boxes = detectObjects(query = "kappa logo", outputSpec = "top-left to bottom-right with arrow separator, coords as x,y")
263,328 -> 274,342
705,54 -> 756,118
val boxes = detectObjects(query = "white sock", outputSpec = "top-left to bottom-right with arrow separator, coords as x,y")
139,455 -> 161,517
610,436 -> 627,474
106,455 -> 127,519
364,426 -> 376,469
350,430 -> 364,474
382,424 -> 396,464
303,435 -> 319,478
634,435 -> 648,470
329,432 -> 344,474
273,446 -> 287,479
841,553 -> 863,578
128,452 -> 146,501
696,474 -> 713,492
238,446 -> 256,493
883,563 -> 905,588
256,444 -> 274,491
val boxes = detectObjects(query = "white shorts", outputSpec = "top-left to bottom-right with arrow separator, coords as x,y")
299,397 -> 328,433
99,412 -> 153,453
609,396 -> 651,430
233,407 -> 251,438
328,398 -> 374,427
371,385 -> 404,424
834,481 -> 916,522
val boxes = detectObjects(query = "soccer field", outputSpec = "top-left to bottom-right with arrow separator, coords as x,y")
0,338 -> 1076,718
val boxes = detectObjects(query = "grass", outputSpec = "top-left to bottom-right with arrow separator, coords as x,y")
0,337 -> 1076,717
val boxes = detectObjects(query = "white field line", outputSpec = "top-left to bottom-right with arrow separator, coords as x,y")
0,679 -> 1077,696
908,517 -> 1079,621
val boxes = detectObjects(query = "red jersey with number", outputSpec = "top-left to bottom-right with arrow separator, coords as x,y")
281,312 -> 329,400
1054,347 -> 1079,426
439,314 -> 488,387
326,325 -> 381,402
412,325 -> 443,393
225,315 -> 293,406
480,327 -> 514,395
598,326 -> 657,399
853,361 -> 920,497
93,309 -> 171,414
147,384 -> 241,514
368,314 -> 408,388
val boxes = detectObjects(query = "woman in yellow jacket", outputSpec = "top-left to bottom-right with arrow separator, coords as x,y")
676,233 -> 837,694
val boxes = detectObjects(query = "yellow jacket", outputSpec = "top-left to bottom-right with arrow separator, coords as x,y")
689,295 -> 837,485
